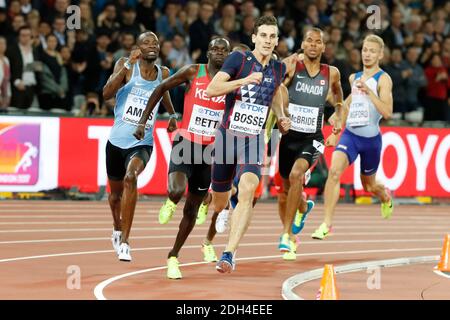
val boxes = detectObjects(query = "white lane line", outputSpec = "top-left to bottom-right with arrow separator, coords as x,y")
282,256 -> 440,300
2,225 -> 449,233
93,247 -> 441,300
0,236 -> 443,246
433,270 -> 450,279
1,220 -> 448,226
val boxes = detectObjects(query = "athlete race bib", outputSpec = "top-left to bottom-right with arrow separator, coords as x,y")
229,100 -> 268,135
188,104 -> 224,137
122,87 -> 158,130
288,103 -> 319,133
347,99 -> 370,127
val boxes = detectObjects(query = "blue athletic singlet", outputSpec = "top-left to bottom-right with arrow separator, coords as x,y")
108,62 -> 162,149
345,70 -> 384,138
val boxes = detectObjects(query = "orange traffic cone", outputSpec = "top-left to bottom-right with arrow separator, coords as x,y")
436,234 -> 450,272
316,264 -> 339,300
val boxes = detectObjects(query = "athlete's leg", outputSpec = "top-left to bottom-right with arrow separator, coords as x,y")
108,179 -> 123,231
168,191 -> 204,258
322,151 -> 349,228
167,172 -> 188,204
360,174 -> 390,203
283,158 -> 310,234
120,157 -> 145,244
225,172 -> 259,253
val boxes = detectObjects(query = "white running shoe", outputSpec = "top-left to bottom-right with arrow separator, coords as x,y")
111,230 -> 122,255
118,243 -> 131,262
215,209 -> 230,233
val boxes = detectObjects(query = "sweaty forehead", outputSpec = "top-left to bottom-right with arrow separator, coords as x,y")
139,33 -> 158,43
209,38 -> 229,49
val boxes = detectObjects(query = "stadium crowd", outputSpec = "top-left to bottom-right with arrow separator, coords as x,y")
0,0 -> 448,123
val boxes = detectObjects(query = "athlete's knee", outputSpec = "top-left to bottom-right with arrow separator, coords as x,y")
362,182 -> 375,193
123,172 -> 137,187
109,193 -> 121,205
288,168 -> 304,186
168,187 -> 185,202
212,192 -> 228,213
328,166 -> 343,182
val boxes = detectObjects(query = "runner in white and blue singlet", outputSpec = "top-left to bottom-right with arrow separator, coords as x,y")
103,32 -> 177,261
312,35 -> 394,240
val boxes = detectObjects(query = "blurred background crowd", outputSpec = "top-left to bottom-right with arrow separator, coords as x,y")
0,0 -> 448,124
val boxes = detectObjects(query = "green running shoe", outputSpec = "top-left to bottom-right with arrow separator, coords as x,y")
283,240 -> 297,261
311,222 -> 331,240
278,233 -> 291,252
381,188 -> 394,219
202,243 -> 217,262
167,256 -> 182,279
196,202 -> 209,225
159,198 -> 177,224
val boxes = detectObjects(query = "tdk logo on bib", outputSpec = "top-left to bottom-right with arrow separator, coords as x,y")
240,103 -> 265,113
200,109 -> 222,117
293,105 -> 314,114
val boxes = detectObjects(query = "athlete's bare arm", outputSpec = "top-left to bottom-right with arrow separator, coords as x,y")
327,66 -> 345,134
205,71 -> 262,98
103,49 -> 140,100
134,65 -> 198,140
356,73 -> 393,119
281,54 -> 297,87
160,66 -> 178,133
270,84 -> 291,134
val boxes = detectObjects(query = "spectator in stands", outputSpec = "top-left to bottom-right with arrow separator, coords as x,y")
184,0 -> 200,28
168,32 -> 192,71
96,3 -> 120,41
8,0 -> 22,20
230,14 -> 254,50
8,14 -> 26,44
189,0 -> 215,63
0,36 -> 11,113
37,21 -> 52,52
0,7 -> 13,39
214,3 -> 238,37
46,0 -> 70,22
384,47 -> 408,119
6,25 -> 40,109
156,0 -> 185,40
38,34 -> 69,111
136,0 -> 157,32
119,6 -> 144,39
85,32 -> 113,98
382,9 -> 406,48
304,3 -> 320,28
404,46 -> 428,123
279,18 -> 298,53
79,1 -> 96,35
113,32 -> 135,64
239,0 -> 259,20
275,38 -> 290,60
53,16 -> 67,47
348,48 -> 361,75
424,54 -> 448,121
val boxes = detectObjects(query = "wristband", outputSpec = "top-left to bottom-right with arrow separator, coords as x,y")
124,60 -> 131,70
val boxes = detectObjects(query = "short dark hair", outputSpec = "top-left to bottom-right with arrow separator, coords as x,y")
303,27 -> 324,40
253,15 -> 278,35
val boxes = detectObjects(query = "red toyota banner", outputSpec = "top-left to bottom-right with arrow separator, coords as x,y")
1,115 -> 448,197
57,117 -> 449,197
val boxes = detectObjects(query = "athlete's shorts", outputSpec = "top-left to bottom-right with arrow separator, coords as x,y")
278,133 -> 324,179
335,129 -> 382,176
106,140 -> 152,181
168,134 -> 212,196
211,129 -> 265,192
